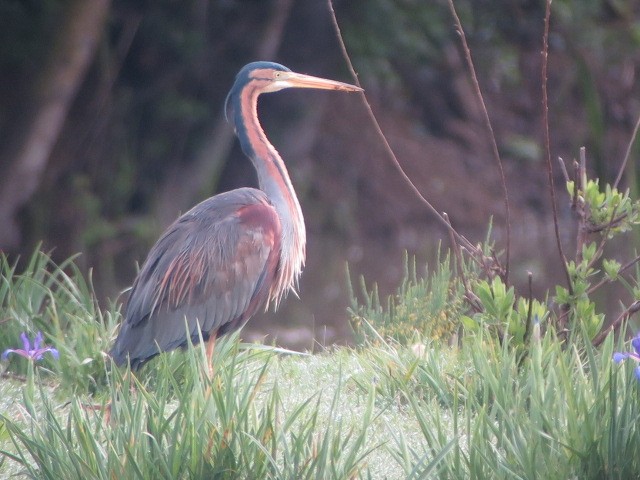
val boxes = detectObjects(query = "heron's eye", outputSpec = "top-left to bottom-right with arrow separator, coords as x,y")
274,71 -> 281,79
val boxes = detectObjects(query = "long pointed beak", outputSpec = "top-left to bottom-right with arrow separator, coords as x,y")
277,71 -> 362,92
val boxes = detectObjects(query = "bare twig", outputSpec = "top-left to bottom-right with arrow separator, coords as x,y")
445,0 -> 511,283
585,213 -> 628,234
571,159 -> 580,214
445,213 -> 482,312
575,149 -> 588,264
557,157 -> 570,183
592,300 -> 640,347
614,108 -> 640,189
587,253 -> 640,295
325,1 -> 479,257
541,0 -> 573,296
488,249 -> 506,278
579,147 -> 588,192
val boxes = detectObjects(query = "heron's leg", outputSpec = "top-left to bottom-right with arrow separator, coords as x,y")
84,370 -> 136,426
205,334 -> 217,378
203,335 -> 218,400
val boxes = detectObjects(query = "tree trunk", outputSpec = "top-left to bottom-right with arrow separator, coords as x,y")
0,0 -> 111,250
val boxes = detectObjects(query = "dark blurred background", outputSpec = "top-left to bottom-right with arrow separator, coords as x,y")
1,0 -> 639,348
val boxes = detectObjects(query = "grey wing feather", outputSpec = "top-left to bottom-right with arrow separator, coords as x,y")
110,188 -> 281,368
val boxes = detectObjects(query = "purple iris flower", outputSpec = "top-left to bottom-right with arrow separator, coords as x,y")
1,331 -> 59,362
613,332 -> 640,381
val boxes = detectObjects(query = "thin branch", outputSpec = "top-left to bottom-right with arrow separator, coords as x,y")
325,0 -> 478,256
585,213 -> 628,234
592,300 -> 640,347
541,0 -> 573,296
575,148 -> 588,264
587,217 -> 628,233
445,213 -> 482,312
445,0 -> 511,283
579,146 -> 588,192
488,249 -> 505,278
571,159 -> 580,214
587,253 -> 640,295
557,157 -> 570,183
614,108 -> 640,189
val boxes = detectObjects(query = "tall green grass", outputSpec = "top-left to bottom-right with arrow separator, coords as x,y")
2,339 -> 378,479
344,329 -> 640,479
2,251 -> 639,479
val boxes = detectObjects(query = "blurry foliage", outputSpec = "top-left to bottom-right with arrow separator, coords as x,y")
0,0 -> 66,146
340,0 -> 543,91
341,0 -> 640,87
1,0 -> 640,306
341,0 -> 640,182
347,150 -> 640,355
0,0 -> 64,69
101,1 -> 218,207
341,1 -> 451,90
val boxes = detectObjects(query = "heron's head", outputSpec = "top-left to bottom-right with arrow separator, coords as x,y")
225,61 -> 362,124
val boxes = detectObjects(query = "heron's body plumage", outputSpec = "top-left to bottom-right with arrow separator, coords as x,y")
110,188 -> 281,368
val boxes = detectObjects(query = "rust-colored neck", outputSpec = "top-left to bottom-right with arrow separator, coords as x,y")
232,83 -> 306,305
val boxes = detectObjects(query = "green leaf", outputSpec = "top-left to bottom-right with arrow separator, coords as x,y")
461,315 -> 479,332
603,259 -> 621,280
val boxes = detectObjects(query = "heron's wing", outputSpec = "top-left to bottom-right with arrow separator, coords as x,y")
110,188 -> 281,368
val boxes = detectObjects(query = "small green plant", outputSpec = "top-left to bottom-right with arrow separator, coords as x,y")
0,250 -> 118,393
348,250 -> 464,347
567,178 -> 639,235
546,158 -> 640,342
461,276 -> 549,347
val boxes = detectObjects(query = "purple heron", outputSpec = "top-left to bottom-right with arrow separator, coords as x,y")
110,62 -> 361,370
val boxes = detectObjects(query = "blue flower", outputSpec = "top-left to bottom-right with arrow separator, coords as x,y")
613,332 -> 640,381
2,332 -> 59,362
